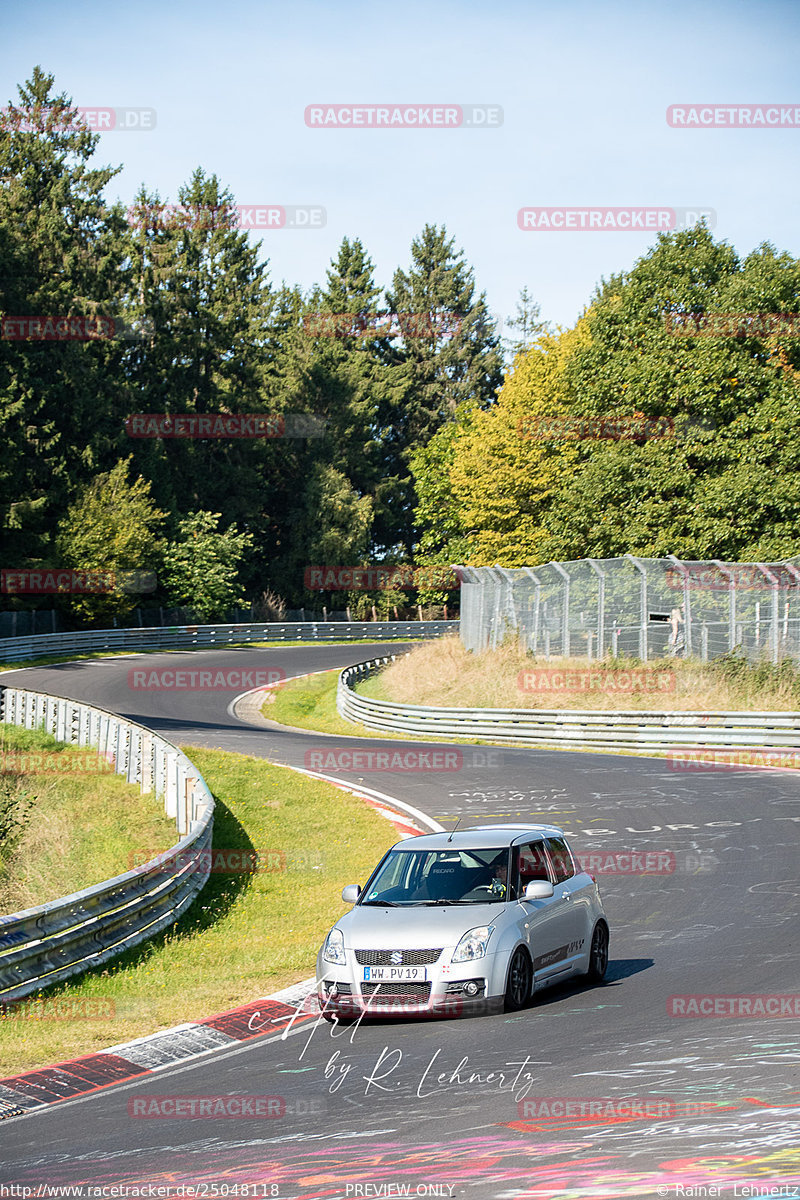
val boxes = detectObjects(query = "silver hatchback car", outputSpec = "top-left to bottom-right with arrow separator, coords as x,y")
316,823 -> 609,1019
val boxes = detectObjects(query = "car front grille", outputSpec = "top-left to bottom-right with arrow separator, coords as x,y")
354,948 -> 442,966
361,982 -> 432,1005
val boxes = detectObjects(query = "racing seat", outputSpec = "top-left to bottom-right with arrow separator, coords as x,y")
418,860 -> 467,901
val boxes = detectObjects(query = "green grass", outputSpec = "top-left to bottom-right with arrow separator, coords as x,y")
0,746 -> 398,1076
265,669 -> 364,735
0,724 -> 176,916
264,668 -> 418,741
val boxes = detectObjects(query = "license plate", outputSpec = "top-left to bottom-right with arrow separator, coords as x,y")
363,966 -> 427,982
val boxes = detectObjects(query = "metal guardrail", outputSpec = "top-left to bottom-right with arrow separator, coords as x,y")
338,656 -> 800,754
0,687 -> 214,1002
0,620 -> 457,665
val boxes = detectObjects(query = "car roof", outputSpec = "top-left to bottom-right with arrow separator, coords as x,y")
392,823 -> 566,852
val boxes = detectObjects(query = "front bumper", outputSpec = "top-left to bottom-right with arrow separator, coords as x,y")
316,949 -> 505,1018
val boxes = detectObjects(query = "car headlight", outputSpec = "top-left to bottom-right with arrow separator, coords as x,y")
452,925 -> 494,963
323,927 -> 346,965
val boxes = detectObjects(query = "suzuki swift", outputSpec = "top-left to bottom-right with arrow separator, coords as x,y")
316,823 -> 609,1019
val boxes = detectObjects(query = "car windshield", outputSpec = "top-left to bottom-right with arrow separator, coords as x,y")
360,847 -> 512,906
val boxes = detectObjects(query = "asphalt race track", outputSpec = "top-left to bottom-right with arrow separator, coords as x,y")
1,642 -> 799,1199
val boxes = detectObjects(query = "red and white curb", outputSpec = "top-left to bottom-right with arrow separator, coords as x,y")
0,715 -> 441,1121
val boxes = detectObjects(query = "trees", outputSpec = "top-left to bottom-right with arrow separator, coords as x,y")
503,287 -> 549,362
0,68 -> 129,562
7,68 -> 800,626
296,238 -> 402,559
384,224 -> 504,554
123,169 -> 277,529
55,460 -> 165,623
160,511 -> 254,622
538,229 -> 800,562
433,225 -> 800,568
441,326 -> 585,565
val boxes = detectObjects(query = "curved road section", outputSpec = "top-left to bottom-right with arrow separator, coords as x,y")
1,642 -> 798,1199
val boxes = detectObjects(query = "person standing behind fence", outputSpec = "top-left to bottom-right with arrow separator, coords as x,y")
668,604 -> 686,656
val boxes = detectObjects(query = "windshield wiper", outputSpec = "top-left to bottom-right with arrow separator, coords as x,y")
360,900 -> 400,906
420,899 -> 473,906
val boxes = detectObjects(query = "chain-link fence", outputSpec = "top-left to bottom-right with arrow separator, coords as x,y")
455,556 -> 800,663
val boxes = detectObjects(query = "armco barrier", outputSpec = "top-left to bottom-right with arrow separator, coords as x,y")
0,686 -> 214,1002
0,620 -> 456,665
337,656 -> 800,754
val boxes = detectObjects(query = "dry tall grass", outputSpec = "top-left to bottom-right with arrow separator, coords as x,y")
0,725 -> 176,915
367,636 -> 800,712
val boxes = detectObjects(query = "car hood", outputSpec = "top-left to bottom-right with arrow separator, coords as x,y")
336,903 -> 502,948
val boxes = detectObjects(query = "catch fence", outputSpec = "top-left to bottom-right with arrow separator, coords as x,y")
456,556 -> 800,663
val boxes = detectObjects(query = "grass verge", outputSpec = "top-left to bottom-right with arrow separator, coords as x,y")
264,670 -> 369,736
0,724 -> 175,915
0,746 -> 398,1076
373,636 -> 800,712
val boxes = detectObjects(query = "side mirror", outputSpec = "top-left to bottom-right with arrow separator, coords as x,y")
524,880 -> 554,900
341,884 -> 361,903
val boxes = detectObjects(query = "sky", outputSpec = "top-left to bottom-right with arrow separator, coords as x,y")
2,0 -> 800,331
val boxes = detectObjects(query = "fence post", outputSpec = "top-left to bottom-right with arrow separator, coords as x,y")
712,560 -> 736,651
587,558 -> 606,659
522,568 -> 542,656
756,564 -> 779,663
626,554 -> 648,662
550,562 -> 570,658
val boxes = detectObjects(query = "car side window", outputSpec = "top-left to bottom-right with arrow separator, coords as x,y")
516,841 -> 552,895
545,837 -> 575,883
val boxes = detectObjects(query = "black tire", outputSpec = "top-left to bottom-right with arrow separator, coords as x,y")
586,922 -> 609,982
504,947 -> 533,1012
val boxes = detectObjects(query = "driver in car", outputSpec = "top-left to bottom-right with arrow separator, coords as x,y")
489,856 -> 507,897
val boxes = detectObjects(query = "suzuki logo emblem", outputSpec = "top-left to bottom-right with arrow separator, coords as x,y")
390,951 -> 403,965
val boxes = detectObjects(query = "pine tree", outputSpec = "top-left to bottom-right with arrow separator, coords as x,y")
383,224 -> 504,553
0,67 -> 130,562
503,287 -> 549,362
122,169 -> 278,537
